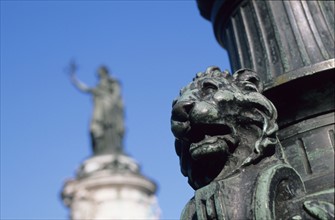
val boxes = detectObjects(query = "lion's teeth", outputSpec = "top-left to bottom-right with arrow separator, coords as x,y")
205,136 -> 218,143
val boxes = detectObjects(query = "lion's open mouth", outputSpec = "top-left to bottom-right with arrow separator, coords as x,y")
188,123 -> 232,143
187,123 -> 236,160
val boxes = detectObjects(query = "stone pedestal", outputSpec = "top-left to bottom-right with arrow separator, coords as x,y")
62,154 -> 160,219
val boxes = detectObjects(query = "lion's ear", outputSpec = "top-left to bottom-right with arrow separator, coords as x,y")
233,69 -> 264,93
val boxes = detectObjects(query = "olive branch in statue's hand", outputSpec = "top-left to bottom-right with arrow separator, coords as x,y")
65,60 -> 80,85
67,60 -> 77,77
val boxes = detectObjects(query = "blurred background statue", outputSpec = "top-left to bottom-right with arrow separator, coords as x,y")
69,61 -> 125,155
63,62 -> 159,220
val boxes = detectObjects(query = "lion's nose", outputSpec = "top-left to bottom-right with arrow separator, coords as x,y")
171,101 -> 195,122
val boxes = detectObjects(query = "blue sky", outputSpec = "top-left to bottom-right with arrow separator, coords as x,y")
1,1 -> 230,219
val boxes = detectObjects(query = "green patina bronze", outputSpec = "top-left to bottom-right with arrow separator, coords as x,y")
171,67 -> 334,219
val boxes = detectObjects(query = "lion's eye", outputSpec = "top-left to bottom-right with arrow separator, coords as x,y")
202,82 -> 218,93
243,82 -> 258,92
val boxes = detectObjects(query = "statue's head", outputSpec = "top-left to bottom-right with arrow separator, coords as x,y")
171,67 -> 279,189
97,66 -> 109,79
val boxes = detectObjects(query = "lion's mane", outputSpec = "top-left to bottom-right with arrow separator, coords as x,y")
171,67 -> 281,189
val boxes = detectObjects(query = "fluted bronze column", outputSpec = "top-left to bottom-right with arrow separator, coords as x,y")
197,0 -> 334,196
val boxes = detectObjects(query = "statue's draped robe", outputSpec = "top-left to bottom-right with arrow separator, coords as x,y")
90,78 -> 124,154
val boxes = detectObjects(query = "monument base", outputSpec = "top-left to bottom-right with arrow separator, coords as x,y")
62,154 -> 160,220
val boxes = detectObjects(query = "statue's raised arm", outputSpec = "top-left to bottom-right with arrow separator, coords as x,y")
68,61 -> 125,156
68,61 -> 93,93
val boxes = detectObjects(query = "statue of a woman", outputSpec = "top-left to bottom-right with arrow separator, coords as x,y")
69,62 -> 125,155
